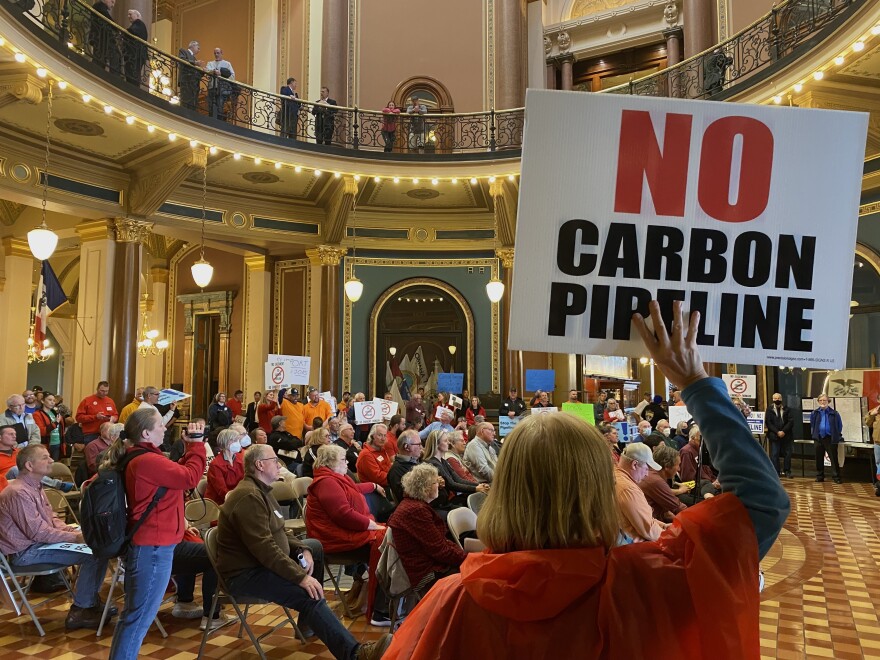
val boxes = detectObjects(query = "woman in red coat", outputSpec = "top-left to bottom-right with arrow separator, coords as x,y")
256,389 -> 280,433
385,301 -> 789,659
387,463 -> 466,588
464,396 -> 486,427
306,444 -> 391,625
204,428 -> 244,503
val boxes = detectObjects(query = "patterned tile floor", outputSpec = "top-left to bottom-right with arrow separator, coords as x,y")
2,478 -> 879,659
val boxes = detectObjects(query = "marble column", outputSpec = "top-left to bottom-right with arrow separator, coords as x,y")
320,0 -> 348,105
145,266 -> 169,388
559,54 -> 574,91
244,255 -> 273,401
252,0 -> 280,91
545,58 -> 557,90
72,220 -> 116,405
496,247 -> 521,392
307,246 -> 345,393
526,0 -> 546,90
496,0 -> 527,109
683,0 -> 713,59
109,218 -> 148,408
0,239 -> 34,397
664,27 -> 684,97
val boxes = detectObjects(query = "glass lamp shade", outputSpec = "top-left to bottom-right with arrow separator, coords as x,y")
344,276 -> 364,302
486,277 -> 505,303
191,257 -> 214,288
156,339 -> 169,350
27,226 -> 59,261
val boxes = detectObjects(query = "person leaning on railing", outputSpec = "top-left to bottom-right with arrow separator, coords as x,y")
384,300 -> 790,659
381,100 -> 400,152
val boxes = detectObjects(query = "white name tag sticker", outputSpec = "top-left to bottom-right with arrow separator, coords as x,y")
377,456 -> 384,463
274,510 -> 283,518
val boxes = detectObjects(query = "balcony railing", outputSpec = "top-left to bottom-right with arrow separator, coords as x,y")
0,0 -> 868,158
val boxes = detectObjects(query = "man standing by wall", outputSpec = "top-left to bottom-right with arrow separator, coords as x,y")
766,393 -> 793,479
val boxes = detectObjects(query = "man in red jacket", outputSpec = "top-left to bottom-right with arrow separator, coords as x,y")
75,381 -> 118,443
355,424 -> 392,487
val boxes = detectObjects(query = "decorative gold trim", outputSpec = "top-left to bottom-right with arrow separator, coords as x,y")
273,258 -> 312,355
342,257 -> 500,393
306,245 -> 346,266
36,168 -> 123,206
76,219 -> 113,243
856,242 -> 880,277
367,277 -> 476,398
2,237 -> 31,258
717,0 -> 730,42
495,247 -> 514,269
9,162 -> 32,183
244,255 -> 273,272
151,266 -> 170,285
113,218 -> 152,243
860,202 -> 880,217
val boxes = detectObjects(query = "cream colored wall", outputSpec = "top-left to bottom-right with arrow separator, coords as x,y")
728,0 -> 773,34
357,0 -> 485,112
282,0 -> 308,90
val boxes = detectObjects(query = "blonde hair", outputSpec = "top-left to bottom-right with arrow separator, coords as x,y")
314,443 -> 345,470
307,426 -> 330,448
402,463 -> 439,501
422,429 -> 446,461
477,412 -> 618,553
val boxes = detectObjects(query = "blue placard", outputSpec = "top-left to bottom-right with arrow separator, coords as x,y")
499,415 -> 521,437
437,373 -> 464,394
525,369 -> 555,392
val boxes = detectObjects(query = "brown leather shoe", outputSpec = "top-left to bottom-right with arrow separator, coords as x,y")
65,605 -> 104,630
357,633 -> 393,660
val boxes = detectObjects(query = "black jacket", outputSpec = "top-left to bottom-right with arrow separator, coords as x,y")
499,397 -> 526,418
765,404 -> 793,437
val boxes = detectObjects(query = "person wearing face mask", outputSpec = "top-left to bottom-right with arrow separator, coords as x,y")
765,393 -> 794,479
810,394 -> 843,484
205,428 -> 245,503
644,419 -> 672,450
635,420 -> 652,442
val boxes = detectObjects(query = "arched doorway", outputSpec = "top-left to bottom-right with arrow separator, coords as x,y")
369,278 -> 475,401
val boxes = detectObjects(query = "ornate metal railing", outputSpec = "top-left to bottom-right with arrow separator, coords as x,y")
603,0 -> 859,98
4,0 -> 524,156
0,0 -> 868,156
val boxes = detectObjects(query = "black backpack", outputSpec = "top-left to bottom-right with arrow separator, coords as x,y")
79,449 -> 167,559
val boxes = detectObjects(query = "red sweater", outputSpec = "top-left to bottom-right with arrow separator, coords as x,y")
76,395 -> 119,435
125,441 -> 206,546
257,402 -> 279,433
306,467 -> 375,553
205,452 -> 244,504
388,497 -> 467,585
356,443 -> 393,487
465,406 -> 486,427
227,399 -> 243,419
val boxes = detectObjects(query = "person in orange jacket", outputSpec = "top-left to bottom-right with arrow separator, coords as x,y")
384,300 -> 789,659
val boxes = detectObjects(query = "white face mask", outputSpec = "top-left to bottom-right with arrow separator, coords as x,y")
662,427 -> 671,437
240,436 -> 252,448
228,441 -> 242,454
640,427 -> 651,436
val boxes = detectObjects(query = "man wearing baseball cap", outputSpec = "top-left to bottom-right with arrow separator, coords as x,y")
613,443 -> 669,543
280,388 -> 304,439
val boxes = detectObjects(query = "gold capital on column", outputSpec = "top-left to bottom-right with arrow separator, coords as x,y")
2,237 -> 32,258
76,219 -> 114,242
306,245 -> 347,267
113,218 -> 152,243
244,255 -> 274,272
496,247 -> 515,269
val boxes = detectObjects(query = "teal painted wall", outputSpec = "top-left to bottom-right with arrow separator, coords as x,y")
345,259 -> 497,395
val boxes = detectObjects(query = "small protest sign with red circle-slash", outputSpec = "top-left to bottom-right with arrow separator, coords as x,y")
271,366 -> 285,385
730,378 -> 748,395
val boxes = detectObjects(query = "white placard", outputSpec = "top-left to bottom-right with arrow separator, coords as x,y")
157,389 -> 190,406
508,91 -> 867,368
355,401 -> 380,425
265,354 -> 311,387
747,411 -> 765,435
372,398 -> 399,420
668,406 -> 693,429
530,407 -> 558,415
40,542 -> 93,554
320,391 -> 338,413
448,394 -> 463,410
722,374 -> 757,399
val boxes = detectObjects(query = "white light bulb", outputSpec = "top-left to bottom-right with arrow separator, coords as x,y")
254,157 -> 262,165
294,166 -> 302,173
834,56 -> 845,65
14,52 -> 25,63
470,177 -> 477,185
374,176 -> 380,182
813,70 -> 824,80
793,83 -> 803,92
104,105 -> 113,114
56,80 -> 67,90
275,162 -> 282,169
393,177 -> 399,183
169,133 -> 177,141
314,169 -> 322,176
125,115 -> 135,124
35,68 -> 47,78
209,146 -> 218,155
82,93 -> 91,103
233,152 -> 241,160
853,41 -> 865,52
189,139 -> 198,148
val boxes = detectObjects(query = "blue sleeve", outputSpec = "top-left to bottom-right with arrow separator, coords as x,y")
419,424 -> 433,441
682,378 -> 790,559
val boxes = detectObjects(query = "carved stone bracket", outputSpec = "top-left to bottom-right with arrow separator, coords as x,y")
306,245 -> 347,267
126,146 -> 208,218
496,247 -> 515,270
0,200 -> 25,226
323,175 -> 359,245
113,217 -> 152,243
489,179 -> 517,247
0,67 -> 45,106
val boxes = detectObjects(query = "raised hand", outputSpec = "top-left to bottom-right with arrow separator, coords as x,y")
632,300 -> 709,391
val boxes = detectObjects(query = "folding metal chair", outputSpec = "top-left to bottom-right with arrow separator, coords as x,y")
197,527 -> 306,660
301,500 -> 360,619
467,491 -> 487,516
0,552 -> 74,636
184,498 -> 220,531
447,507 -> 477,550
96,558 -> 169,638
45,487 -> 80,525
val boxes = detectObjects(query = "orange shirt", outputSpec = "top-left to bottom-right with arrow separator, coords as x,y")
281,399 -> 305,439
302,400 -> 333,430
0,449 -> 18,491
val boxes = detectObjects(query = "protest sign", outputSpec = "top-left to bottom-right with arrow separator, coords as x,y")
320,391 -> 338,413
509,91 -> 868,368
530,407 -> 558,415
448,394 -> 463,410
525,369 -> 555,392
372,398 -> 399,420
499,416 -> 520,437
354,401 -> 380,425
561,402 -> 595,425
722,374 -> 757,399
157,389 -> 190,406
747,412 -> 765,435
266,354 -> 311,385
437,373 -> 464,394
668,406 -> 693,430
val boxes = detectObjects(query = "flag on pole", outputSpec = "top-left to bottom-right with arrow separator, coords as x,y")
390,356 -> 411,401
33,261 -> 67,345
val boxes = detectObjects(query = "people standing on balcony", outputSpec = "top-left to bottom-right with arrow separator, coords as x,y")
123,9 -> 148,86
89,0 -> 121,76
206,48 -> 236,121
406,96 -> 427,153
279,77 -> 301,140
177,40 -> 203,111
312,86 -> 338,146
381,100 -> 400,152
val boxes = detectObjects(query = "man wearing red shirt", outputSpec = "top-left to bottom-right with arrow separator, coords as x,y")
75,381 -> 118,443
386,414 -> 405,453
227,390 -> 244,419
355,423 -> 393,487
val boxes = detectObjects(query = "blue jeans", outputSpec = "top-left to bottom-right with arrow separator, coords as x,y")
874,444 -> 880,479
109,544 -> 175,660
10,543 -> 108,609
225,538 -> 360,660
769,435 -> 793,475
